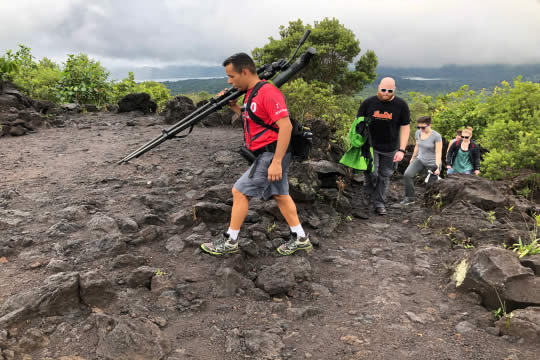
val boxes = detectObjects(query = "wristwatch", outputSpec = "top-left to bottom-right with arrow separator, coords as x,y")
397,149 -> 405,153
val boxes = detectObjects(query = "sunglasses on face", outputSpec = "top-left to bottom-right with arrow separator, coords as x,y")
380,88 -> 394,93
462,136 -> 470,139
417,126 -> 428,129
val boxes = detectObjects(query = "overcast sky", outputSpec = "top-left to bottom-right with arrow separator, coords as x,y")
1,0 -> 540,71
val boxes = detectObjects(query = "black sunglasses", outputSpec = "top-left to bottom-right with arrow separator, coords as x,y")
462,136 -> 470,139
380,88 -> 394,93
417,126 -> 428,129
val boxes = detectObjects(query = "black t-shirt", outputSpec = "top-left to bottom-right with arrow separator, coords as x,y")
356,96 -> 411,152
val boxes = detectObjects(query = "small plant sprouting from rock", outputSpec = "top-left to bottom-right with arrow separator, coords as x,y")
155,269 -> 167,276
509,237 -> 540,258
492,288 -> 513,326
417,216 -> 432,230
432,192 -> 443,209
445,226 -> 474,249
486,210 -> 496,224
267,222 -> 277,234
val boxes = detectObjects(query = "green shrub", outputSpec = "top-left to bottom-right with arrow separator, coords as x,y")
281,78 -> 358,144
111,72 -> 138,103
55,53 -> 111,106
138,81 -> 171,112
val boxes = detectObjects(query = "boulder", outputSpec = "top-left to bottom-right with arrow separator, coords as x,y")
425,175 -> 508,211
456,246 -> 540,309
118,93 -> 157,114
162,96 -> 196,124
80,270 -> 116,307
288,162 -> 321,202
214,267 -> 254,297
496,307 -> 540,342
306,159 -> 347,188
0,272 -> 81,327
94,314 -> 170,360
193,201 -> 232,223
255,257 -> 311,295
521,254 -> 540,275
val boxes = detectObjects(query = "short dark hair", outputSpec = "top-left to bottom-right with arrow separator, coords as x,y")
222,52 -> 257,74
456,129 -> 462,136
416,116 -> 432,125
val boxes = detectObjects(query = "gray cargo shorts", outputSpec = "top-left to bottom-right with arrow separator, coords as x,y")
234,152 -> 292,200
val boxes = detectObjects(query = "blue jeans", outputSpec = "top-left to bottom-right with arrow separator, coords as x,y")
447,168 -> 472,175
364,150 -> 396,208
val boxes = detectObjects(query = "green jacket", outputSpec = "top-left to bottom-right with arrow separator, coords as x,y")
339,116 -> 374,172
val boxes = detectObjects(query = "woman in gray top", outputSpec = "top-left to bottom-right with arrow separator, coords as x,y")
400,116 -> 442,205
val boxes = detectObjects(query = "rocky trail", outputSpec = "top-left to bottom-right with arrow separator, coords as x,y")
0,110 -> 538,360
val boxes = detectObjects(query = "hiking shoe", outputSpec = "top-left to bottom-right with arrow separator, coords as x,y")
374,206 -> 387,215
277,232 -> 313,256
399,198 -> 415,206
201,232 -> 239,256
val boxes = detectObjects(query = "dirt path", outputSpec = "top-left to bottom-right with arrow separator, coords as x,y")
0,114 -> 536,360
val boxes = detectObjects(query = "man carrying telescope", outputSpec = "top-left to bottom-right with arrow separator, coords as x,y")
201,52 -> 312,256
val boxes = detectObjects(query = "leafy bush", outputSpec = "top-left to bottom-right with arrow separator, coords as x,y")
112,72 -> 171,112
281,78 -> 359,143
55,53 -> 111,106
185,91 -> 212,105
111,72 -> 138,103
138,81 -> 171,112
0,50 -> 20,93
478,79 -> 540,179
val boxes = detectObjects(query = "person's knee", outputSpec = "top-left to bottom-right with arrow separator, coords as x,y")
273,194 -> 290,203
403,169 -> 414,179
232,187 -> 247,200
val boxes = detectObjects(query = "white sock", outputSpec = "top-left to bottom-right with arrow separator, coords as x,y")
227,228 -> 240,241
290,224 -> 305,238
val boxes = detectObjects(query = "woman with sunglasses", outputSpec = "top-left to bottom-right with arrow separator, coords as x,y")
446,127 -> 481,175
400,116 -> 442,205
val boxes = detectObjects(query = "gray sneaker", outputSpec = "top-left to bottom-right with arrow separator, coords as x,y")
277,232 -> 313,256
201,232 -> 239,256
399,198 -> 415,206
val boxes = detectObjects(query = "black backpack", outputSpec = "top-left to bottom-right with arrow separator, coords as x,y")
244,81 -> 312,161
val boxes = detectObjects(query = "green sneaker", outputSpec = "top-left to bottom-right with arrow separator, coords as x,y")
201,232 -> 239,256
277,232 -> 312,256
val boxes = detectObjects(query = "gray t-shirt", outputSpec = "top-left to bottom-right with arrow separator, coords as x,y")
416,130 -> 442,167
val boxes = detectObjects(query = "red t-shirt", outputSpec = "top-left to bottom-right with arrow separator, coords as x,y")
242,82 -> 289,151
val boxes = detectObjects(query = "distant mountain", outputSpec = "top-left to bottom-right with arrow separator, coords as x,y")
109,65 -> 223,81
147,63 -> 540,96
367,64 -> 540,96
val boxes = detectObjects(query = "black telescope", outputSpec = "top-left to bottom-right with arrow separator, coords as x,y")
118,30 -> 316,164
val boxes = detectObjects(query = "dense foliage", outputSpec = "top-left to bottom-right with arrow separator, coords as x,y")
252,18 -> 377,95
408,78 -> 540,180
2,45 -> 171,109
281,79 -> 358,141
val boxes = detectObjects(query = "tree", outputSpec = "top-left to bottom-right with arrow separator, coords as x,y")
252,18 -> 377,95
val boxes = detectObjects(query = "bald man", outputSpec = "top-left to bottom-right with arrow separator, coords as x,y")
356,77 -> 411,215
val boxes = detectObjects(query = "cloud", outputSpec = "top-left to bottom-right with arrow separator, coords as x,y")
1,0 -> 539,69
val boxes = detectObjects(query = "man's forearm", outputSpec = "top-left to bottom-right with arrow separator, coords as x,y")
400,125 -> 410,150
